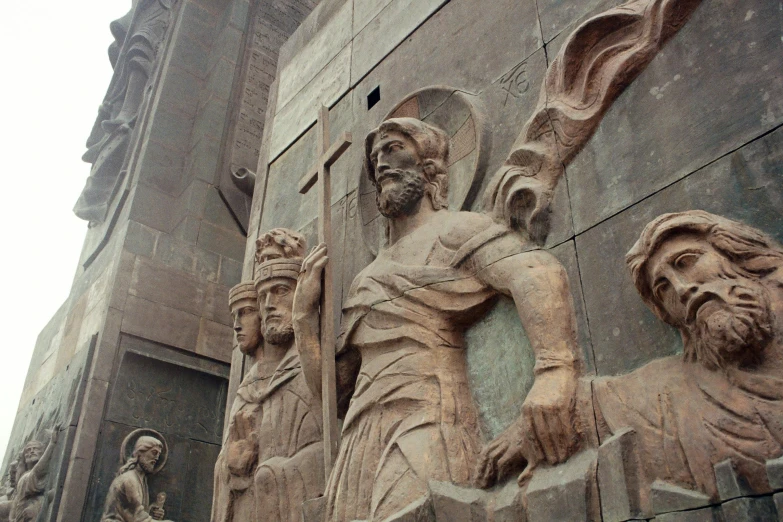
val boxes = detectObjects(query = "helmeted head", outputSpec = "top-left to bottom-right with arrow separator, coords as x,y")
229,282 -> 261,355
132,436 -> 164,474
254,229 -> 306,346
365,118 -> 450,218
627,210 -> 783,371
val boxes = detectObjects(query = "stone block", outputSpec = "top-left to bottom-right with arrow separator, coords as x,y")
537,0 -> 620,43
714,459 -> 755,501
576,125 -> 783,376
198,221 -> 246,261
203,282 -> 232,326
125,220 -> 159,258
381,494 -> 435,522
566,0 -> 783,234
146,107 -> 195,155
270,42 -> 352,159
203,186 -> 241,231
526,449 -> 599,522
129,183 -> 180,234
768,456 -> 783,491
350,0 -> 449,85
122,295 -> 200,352
172,214 -> 201,244
774,492 -> 783,521
655,506 -> 719,522
156,64 -> 201,117
196,318 -> 233,363
129,257 -> 205,317
720,495 -> 777,522
193,95 -> 230,143
277,0 -> 352,109
598,428 -> 648,521
493,480 -> 525,522
167,30 -> 211,80
353,0 -> 393,35
205,55 -> 239,102
278,0 -> 347,70
188,135 -> 222,184
651,481 -> 711,515
429,481 -> 487,521
109,250 -> 136,312
218,256 -> 243,287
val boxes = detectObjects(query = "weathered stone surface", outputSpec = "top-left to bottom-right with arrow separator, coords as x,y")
122,295 -> 201,352
720,496 -> 777,522
493,480 -> 525,522
774,492 -> 783,521
302,496 -> 327,522
714,459 -> 755,501
577,125 -> 783,376
567,0 -> 783,234
429,481 -> 487,522
651,481 -> 711,515
537,0 -> 619,43
598,428 -> 647,521
277,0 -> 351,109
655,506 -> 718,522
526,450 -> 599,522
769,456 -> 783,491
381,494 -> 435,522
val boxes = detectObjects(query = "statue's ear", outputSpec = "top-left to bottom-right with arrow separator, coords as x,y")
422,159 -> 436,178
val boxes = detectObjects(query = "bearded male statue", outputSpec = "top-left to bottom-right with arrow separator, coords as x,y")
590,210 -> 783,500
10,427 -> 59,522
101,433 -> 172,522
294,118 -> 583,521
211,228 -> 323,522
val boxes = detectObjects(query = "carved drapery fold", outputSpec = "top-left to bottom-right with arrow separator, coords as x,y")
483,0 -> 704,243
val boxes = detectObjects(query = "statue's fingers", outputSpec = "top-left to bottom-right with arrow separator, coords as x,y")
531,408 -> 558,465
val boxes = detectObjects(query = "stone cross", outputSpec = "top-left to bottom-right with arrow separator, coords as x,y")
298,105 -> 351,481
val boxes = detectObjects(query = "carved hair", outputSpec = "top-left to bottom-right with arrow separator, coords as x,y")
255,228 -> 306,264
117,436 -> 162,475
627,210 -> 783,325
365,118 -> 450,211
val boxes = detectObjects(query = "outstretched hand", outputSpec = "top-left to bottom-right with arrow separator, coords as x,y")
475,416 -> 543,489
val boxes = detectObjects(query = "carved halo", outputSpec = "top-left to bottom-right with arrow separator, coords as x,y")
359,86 -> 491,255
120,428 -> 168,474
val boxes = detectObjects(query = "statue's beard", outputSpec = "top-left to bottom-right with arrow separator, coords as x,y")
138,456 -> 157,474
264,322 -> 294,345
684,273 -> 773,371
376,169 -> 426,218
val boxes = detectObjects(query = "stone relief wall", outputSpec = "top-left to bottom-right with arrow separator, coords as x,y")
238,0 -> 783,519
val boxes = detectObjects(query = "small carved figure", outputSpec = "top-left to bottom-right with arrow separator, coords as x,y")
10,427 -> 59,522
0,460 -> 18,520
294,118 -> 583,521
211,228 -> 323,522
591,211 -> 783,499
100,430 -> 172,522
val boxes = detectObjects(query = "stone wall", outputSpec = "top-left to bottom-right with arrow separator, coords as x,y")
243,0 -> 783,519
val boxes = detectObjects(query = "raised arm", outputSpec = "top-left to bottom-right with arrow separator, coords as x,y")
32,426 -> 60,482
475,249 -> 582,486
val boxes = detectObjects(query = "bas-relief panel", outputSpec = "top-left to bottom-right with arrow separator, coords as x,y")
579,124 -> 783,377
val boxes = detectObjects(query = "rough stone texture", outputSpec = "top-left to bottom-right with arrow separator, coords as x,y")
381,495 -> 435,522
493,481 -> 526,522
774,492 -> 783,521
720,496 -> 777,522
651,481 -> 712,515
769,456 -> 783,491
525,450 -> 599,522
598,428 -> 647,521
714,459 -> 756,501
655,507 -> 719,522
429,481 -> 487,522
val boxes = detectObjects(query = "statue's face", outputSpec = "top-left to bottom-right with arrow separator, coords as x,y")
257,277 -> 295,345
647,234 -> 772,366
22,443 -> 43,467
233,303 -> 261,355
137,445 -> 162,474
369,130 -> 426,218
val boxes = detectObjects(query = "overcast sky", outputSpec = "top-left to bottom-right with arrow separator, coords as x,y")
0,1 -> 130,457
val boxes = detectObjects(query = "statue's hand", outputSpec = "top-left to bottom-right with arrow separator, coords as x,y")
522,366 -> 579,466
476,420 -> 535,489
149,506 -> 165,520
293,243 -> 328,322
227,440 -> 257,477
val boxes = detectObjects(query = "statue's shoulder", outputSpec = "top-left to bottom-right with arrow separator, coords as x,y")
438,211 -> 498,247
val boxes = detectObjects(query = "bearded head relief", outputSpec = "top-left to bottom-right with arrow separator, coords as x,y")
254,228 -> 306,347
627,210 -> 783,372
365,118 -> 450,218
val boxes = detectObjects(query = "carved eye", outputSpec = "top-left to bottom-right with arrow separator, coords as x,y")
674,252 -> 700,270
275,286 -> 291,296
388,142 -> 403,152
653,278 -> 670,301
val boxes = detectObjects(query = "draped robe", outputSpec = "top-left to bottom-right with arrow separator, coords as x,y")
212,344 -> 323,522
101,468 -> 154,522
593,356 -> 783,500
325,211 -> 530,521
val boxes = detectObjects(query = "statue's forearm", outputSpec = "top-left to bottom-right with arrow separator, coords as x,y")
32,440 -> 56,480
294,313 -> 323,399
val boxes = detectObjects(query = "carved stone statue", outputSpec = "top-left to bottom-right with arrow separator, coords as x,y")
0,460 -> 18,519
10,427 -> 59,522
75,0 -> 176,223
211,228 -> 323,522
294,118 -> 584,521
590,211 -> 783,500
100,429 -> 172,522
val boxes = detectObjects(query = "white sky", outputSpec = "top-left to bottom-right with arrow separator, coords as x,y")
0,1 -> 130,457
